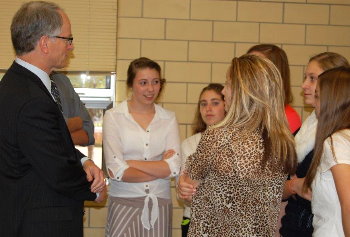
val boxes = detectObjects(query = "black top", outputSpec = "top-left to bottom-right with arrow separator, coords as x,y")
279,150 -> 314,237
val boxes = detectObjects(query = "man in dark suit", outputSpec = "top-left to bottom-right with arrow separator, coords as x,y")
0,1 -> 106,236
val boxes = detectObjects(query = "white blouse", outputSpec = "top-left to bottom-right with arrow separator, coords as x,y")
103,100 -> 181,229
180,132 -> 201,218
312,129 -> 350,237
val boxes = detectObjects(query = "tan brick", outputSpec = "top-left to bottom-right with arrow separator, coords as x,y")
261,24 -> 305,44
236,43 -> 259,57
144,0 -> 190,19
212,63 -> 230,84
186,124 -> 195,138
118,18 -> 164,39
308,0 -> 350,4
89,207 -> 108,227
83,228 -> 105,237
284,3 -> 329,24
118,0 -> 142,17
159,83 -> 187,103
331,6 -> 350,25
214,22 -> 259,42
173,228 -> 182,237
117,39 -> 140,59
291,86 -> 304,107
164,104 -> 197,124
290,65 -> 304,87
116,60 -> 131,80
187,83 -> 209,104
165,62 -> 211,83
263,0 -> 305,2
172,207 -> 184,227
328,46 -> 350,63
238,2 -> 283,23
83,207 -> 90,227
189,42 -> 235,63
166,20 -> 212,41
191,0 -> 236,21
179,124 -> 187,141
171,187 -> 182,208
142,40 -> 188,61
306,25 -> 350,46
283,45 -> 327,65
115,80 -> 128,102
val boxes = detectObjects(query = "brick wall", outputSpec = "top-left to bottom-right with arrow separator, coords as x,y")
84,0 -> 350,236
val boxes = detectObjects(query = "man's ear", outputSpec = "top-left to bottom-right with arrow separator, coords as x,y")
38,35 -> 50,54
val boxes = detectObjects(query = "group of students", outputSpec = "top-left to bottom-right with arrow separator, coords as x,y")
103,46 -> 350,237
1,1 -> 348,236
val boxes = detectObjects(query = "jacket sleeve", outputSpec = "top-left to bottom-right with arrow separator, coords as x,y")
17,97 -> 96,201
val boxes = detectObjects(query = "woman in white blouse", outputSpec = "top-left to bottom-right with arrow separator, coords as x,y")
303,66 -> 350,237
103,57 -> 181,237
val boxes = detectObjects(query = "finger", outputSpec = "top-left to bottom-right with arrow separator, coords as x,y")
90,170 -> 104,191
86,170 -> 93,182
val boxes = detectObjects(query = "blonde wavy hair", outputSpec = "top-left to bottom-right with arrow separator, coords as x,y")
214,54 -> 297,174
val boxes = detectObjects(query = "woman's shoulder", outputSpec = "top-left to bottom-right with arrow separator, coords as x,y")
104,100 -> 128,117
181,133 -> 201,156
182,133 -> 201,147
154,103 -> 176,120
321,129 -> 350,170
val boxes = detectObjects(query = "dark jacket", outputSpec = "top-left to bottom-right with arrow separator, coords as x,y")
0,62 -> 96,237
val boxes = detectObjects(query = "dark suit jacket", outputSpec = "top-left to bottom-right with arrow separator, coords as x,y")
0,62 -> 96,237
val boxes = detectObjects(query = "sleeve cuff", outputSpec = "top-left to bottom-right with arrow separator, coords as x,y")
164,152 -> 181,178
107,157 -> 130,181
80,157 -> 91,165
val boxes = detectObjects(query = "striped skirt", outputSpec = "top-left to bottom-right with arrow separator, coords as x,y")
105,196 -> 172,237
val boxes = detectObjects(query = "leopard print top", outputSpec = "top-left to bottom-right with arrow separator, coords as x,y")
184,125 -> 286,237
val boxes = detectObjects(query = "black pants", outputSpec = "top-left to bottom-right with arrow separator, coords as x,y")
181,217 -> 190,237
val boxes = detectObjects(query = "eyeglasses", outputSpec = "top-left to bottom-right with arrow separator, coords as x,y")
51,36 -> 73,45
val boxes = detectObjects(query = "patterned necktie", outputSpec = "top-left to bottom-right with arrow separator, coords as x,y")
50,79 -> 63,113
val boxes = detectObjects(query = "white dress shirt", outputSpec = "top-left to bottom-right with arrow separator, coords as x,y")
103,100 -> 181,229
312,129 -> 350,237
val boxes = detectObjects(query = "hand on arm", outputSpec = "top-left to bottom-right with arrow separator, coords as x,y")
332,164 -> 350,236
83,159 -> 105,193
95,186 -> 108,203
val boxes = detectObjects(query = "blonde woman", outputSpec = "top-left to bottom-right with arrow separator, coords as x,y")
180,55 -> 297,236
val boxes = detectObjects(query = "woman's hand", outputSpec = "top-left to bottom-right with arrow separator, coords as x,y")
162,149 -> 175,160
290,177 -> 312,201
177,174 -> 198,202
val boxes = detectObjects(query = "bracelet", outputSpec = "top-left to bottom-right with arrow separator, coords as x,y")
287,179 -> 297,195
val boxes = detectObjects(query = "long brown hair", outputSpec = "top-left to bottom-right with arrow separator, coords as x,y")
309,52 -> 349,71
193,83 -> 224,133
215,55 -> 297,174
304,67 -> 350,191
247,44 -> 292,105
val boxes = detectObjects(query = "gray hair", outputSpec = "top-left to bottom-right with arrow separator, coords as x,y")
11,1 -> 63,55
